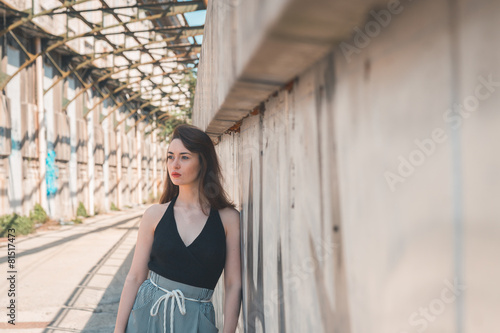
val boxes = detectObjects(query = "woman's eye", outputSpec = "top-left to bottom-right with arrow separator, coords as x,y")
167,155 -> 188,160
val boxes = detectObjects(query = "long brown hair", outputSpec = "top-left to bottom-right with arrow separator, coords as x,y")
159,124 -> 235,213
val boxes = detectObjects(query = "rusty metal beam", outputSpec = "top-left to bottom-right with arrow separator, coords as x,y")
46,1 -> 205,16
0,0 -> 94,38
0,2 -> 28,17
82,40 -> 197,57
0,11 -> 179,91
158,112 -> 171,120
83,25 -> 204,38
101,88 -> 171,126
60,0 -> 164,97
65,66 -> 191,115
0,0 -> 201,131
85,71 -> 177,116
44,47 -> 197,95
4,30 -> 191,127
63,0 -> 197,106
45,54 -> 174,108
99,92 -> 141,125
124,107 -> 170,133
75,67 -> 138,118
99,84 -> 180,126
95,0 -> 195,101
114,97 -> 167,131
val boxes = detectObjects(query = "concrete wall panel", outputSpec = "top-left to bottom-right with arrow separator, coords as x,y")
215,69 -> 347,332
54,162 -> 70,218
24,159 -> 39,217
94,165 -> 104,214
195,0 -> 499,332
238,113 -> 264,333
77,163 -> 88,213
109,167 -> 117,208
456,0 -> 500,331
0,157 -> 9,214
212,131 -> 242,329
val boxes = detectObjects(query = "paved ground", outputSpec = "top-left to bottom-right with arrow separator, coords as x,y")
0,207 -> 146,332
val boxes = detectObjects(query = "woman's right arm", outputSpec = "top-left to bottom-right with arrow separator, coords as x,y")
113,204 -> 164,333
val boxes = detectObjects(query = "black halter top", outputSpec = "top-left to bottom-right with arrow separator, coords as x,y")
148,195 -> 226,290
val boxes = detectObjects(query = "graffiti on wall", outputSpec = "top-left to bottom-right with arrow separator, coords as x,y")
46,149 -> 58,196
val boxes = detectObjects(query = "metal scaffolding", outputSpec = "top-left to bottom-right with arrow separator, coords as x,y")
0,0 -> 206,218
0,0 -> 205,126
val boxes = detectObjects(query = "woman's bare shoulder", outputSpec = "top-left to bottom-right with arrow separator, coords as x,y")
218,206 -> 240,229
141,202 -> 171,227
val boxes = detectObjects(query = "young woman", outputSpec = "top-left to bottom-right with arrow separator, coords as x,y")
114,124 -> 241,333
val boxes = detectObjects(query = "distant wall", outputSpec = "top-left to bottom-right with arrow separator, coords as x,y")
0,0 -> 168,219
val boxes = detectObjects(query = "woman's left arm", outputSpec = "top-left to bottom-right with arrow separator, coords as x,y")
222,208 -> 242,333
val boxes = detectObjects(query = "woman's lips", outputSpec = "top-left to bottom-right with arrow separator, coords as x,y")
171,173 -> 181,178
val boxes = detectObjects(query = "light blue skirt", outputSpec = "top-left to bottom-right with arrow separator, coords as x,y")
125,270 -> 218,333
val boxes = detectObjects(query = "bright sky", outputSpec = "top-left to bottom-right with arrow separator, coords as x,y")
184,9 -> 206,45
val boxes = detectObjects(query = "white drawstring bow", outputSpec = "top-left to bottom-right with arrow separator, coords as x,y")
149,279 -> 211,333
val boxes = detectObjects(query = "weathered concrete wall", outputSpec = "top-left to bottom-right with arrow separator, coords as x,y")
0,63 -> 164,219
193,0 -> 389,136
195,0 -> 499,332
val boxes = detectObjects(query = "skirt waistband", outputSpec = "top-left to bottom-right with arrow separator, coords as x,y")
148,270 -> 214,301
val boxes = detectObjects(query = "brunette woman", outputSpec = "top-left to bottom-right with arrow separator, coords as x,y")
114,124 -> 241,333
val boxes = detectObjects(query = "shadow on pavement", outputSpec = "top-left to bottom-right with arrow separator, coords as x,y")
81,246 -> 134,333
42,222 -> 138,333
0,216 -> 140,264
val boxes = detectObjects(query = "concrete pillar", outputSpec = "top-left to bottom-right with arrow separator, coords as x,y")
136,124 -> 142,205
67,77 -> 78,215
6,46 -> 23,214
152,128 -> 157,199
116,121 -> 122,208
127,135 -> 132,206
145,127 -> 150,201
102,100 -> 110,211
43,62 -> 56,218
160,142 -> 164,195
35,38 -> 48,214
86,90 -> 95,216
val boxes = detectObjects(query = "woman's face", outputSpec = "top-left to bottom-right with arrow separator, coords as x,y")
167,138 -> 201,186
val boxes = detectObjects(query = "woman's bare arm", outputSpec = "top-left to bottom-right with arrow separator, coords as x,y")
221,208 -> 242,333
113,204 -> 166,333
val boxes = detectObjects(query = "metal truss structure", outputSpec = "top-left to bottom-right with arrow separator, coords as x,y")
0,0 -> 206,130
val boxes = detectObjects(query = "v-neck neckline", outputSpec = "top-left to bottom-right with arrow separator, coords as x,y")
171,195 -> 213,248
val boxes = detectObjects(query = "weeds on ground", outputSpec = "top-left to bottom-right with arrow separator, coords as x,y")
72,217 -> 83,224
30,203 -> 49,224
110,202 -> 120,211
0,214 -> 35,237
77,202 -> 89,217
0,203 -> 51,237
